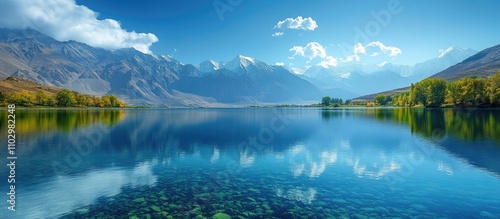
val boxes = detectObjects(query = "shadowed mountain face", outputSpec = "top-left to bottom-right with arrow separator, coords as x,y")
0,28 -> 322,106
182,56 -> 323,104
430,44 -> 500,81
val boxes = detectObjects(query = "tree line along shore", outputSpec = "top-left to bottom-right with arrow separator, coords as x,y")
320,72 -> 500,108
0,89 -> 126,108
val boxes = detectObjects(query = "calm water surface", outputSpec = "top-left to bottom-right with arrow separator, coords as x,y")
0,108 -> 499,218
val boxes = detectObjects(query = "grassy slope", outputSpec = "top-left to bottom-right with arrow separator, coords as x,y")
353,87 -> 410,102
0,76 -> 61,95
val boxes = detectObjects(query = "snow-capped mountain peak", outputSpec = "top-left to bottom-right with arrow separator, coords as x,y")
160,55 -> 173,62
438,46 -> 475,58
197,59 -> 220,73
219,55 -> 273,73
237,55 -> 256,65
439,46 -> 457,58
225,55 -> 256,69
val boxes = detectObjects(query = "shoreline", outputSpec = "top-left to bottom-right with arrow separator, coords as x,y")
2,105 -> 500,110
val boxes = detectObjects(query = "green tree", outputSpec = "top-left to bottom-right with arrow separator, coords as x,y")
7,91 -> 35,106
56,89 -> 77,107
409,83 -> 425,106
424,78 -> 446,107
46,95 -> 56,106
321,96 -> 331,106
410,78 -> 446,107
35,90 -> 51,106
107,95 -> 119,107
375,94 -> 388,105
455,77 -> 487,106
100,95 -> 123,107
391,92 -> 409,107
486,72 -> 500,106
75,93 -> 90,107
100,95 -> 112,107
446,81 -> 460,105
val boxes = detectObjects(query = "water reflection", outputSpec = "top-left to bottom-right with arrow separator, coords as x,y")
0,109 -> 124,134
0,108 -> 499,218
288,144 -> 338,178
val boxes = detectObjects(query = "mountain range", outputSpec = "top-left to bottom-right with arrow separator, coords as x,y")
0,28 -> 497,106
355,44 -> 500,101
295,46 -> 477,99
0,28 -> 321,106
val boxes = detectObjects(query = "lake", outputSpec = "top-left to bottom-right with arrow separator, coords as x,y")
1,108 -> 499,218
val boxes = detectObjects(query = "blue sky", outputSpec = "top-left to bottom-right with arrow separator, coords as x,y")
1,0 -> 500,68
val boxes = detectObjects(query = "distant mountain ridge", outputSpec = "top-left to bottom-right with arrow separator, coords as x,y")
180,55 -> 323,104
354,44 -> 500,101
430,44 -> 500,81
0,28 -> 322,106
296,46 -> 477,99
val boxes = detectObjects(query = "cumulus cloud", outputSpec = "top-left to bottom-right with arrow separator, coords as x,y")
354,43 -> 366,55
275,62 -> 285,66
343,54 -> 360,62
341,41 -> 401,62
274,16 -> 318,31
318,56 -> 338,68
272,32 -> 284,37
365,41 -> 402,57
0,0 -> 158,54
289,42 -> 327,60
288,42 -> 337,69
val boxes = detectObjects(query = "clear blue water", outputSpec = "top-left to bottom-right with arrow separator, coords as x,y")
1,108 -> 499,218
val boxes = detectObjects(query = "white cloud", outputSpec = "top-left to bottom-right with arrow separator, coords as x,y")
288,42 -> 339,69
275,62 -> 285,66
275,16 -> 318,31
342,54 -> 360,62
354,43 -> 366,55
272,32 -> 284,37
366,41 -> 402,57
341,41 -> 402,62
0,0 -> 158,54
318,56 -> 338,68
289,67 -> 306,75
289,42 -> 327,60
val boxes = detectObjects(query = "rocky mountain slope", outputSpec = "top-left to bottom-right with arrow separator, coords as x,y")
0,28 -> 321,106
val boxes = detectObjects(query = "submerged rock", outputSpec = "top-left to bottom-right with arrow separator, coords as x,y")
151,205 -> 161,212
133,198 -> 146,203
212,212 -> 231,219
75,208 -> 89,214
